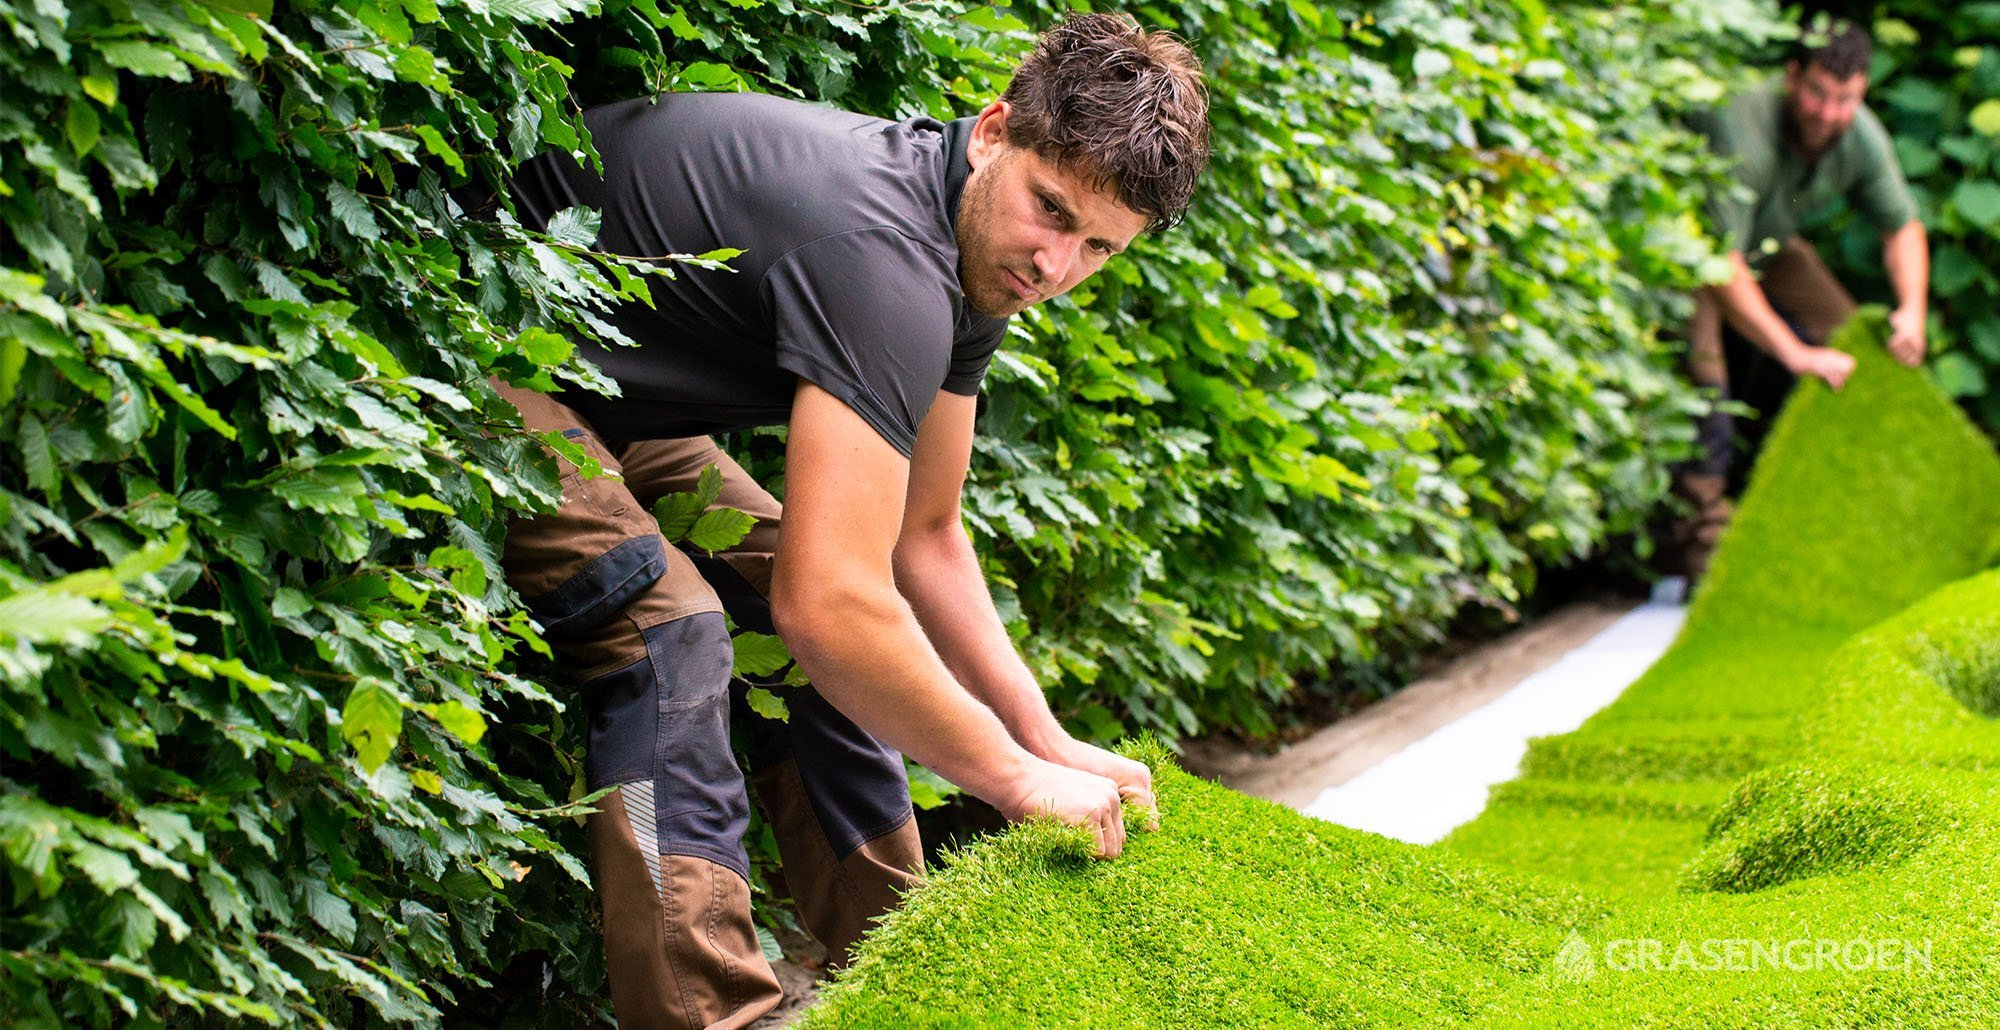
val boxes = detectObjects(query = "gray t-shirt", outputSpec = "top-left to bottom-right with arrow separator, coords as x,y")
510,92 -> 1009,457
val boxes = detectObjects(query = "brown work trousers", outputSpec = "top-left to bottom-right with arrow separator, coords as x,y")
1672,236 -> 1857,574
494,381 -> 923,1030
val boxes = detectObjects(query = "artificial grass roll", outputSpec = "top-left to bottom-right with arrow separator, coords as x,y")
807,310 -> 2000,1026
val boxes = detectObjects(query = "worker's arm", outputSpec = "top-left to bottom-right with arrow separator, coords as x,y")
771,381 -> 1130,857
891,390 -> 1159,827
1709,250 -> 1855,390
1882,219 -> 1929,367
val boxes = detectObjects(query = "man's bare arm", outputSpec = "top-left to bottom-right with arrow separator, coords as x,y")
1882,219 -> 1929,367
1709,250 -> 1855,390
771,381 -> 1130,856
893,391 -> 1157,823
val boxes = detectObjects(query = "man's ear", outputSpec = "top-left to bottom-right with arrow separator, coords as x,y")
1783,59 -> 1801,88
966,101 -> 1011,171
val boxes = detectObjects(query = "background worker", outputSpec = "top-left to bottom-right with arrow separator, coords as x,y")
497,13 -> 1210,1028
1672,17 -> 1930,579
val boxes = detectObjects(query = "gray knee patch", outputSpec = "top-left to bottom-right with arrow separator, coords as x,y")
583,611 -> 751,879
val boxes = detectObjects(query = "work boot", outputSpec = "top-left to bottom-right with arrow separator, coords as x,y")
1669,472 -> 1733,584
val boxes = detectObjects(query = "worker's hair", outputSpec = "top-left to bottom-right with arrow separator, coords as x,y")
1791,15 -> 1872,79
999,12 -> 1211,232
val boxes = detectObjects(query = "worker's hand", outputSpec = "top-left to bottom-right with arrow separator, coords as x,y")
997,759 -> 1126,858
1786,344 -> 1856,391
1887,304 -> 1927,367
1044,736 -> 1158,832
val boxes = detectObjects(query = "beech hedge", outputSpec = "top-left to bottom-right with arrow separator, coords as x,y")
1,0 -> 1785,1021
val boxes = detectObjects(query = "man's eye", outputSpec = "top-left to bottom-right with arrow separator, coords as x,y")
1090,241 -> 1114,256
1040,197 -> 1060,216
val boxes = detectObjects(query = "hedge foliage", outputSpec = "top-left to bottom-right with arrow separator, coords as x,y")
1806,2 -> 2000,430
1,0 -> 1787,1021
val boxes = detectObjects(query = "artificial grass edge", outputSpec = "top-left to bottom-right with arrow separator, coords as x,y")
806,311 -> 2000,1027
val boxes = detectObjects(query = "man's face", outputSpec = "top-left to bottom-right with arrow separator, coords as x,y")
957,102 -> 1151,319
1784,61 -> 1868,156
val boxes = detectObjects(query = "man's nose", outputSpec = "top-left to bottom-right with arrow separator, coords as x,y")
1033,238 -> 1078,285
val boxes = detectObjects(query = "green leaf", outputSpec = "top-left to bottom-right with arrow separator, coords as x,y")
80,73 -> 117,106
544,207 -> 602,248
515,327 -> 574,365
1969,318 -> 2000,363
304,880 -> 358,945
731,631 -> 791,678
394,46 -> 452,92
72,843 -> 139,893
744,686 -> 789,722
424,701 -> 487,745
110,525 -> 188,582
273,587 -> 314,618
484,0 -> 596,23
694,463 -> 723,508
327,183 -> 381,240
0,588 -> 114,646
341,679 -> 404,772
273,469 -> 366,516
427,545 -> 487,596
1974,99 -> 2000,138
1932,246 -> 1983,298
104,364 -> 150,442
905,762 -> 960,811
96,41 -> 192,82
653,491 -> 704,542
1951,180 -> 2000,233
114,894 -> 160,956
1413,49 -> 1452,78
65,101 -> 101,156
411,124 -> 466,176
0,337 -> 24,405
17,414 -> 58,494
1873,17 -> 1921,47
1933,352 -> 1988,398
686,508 -> 756,553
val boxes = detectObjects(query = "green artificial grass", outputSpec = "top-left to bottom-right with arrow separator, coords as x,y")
806,309 -> 2000,1027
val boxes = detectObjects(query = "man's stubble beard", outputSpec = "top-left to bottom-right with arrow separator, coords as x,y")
1782,100 -> 1848,162
955,159 -> 1029,320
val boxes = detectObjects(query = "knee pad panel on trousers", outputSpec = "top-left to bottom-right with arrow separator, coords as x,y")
523,535 -> 667,641
584,610 -> 752,880
743,683 -> 914,859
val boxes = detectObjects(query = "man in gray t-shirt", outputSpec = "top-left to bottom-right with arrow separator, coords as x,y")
496,14 -> 1210,1026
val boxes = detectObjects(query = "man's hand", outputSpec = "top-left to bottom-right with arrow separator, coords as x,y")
1786,344 -> 1856,391
1044,736 -> 1159,832
1887,304 -> 1927,367
997,759 -> 1127,858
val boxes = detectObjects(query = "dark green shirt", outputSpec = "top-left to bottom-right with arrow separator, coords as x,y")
1695,80 -> 1917,268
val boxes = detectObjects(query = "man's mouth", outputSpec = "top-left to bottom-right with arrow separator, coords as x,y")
1004,269 -> 1040,302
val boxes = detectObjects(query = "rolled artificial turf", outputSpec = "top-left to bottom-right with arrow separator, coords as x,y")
806,309 -> 2000,1027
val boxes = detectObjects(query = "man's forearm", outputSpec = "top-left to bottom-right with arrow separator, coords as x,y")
892,523 -> 1067,757
1883,219 -> 1929,312
1711,251 -> 1811,365
774,575 -> 1040,805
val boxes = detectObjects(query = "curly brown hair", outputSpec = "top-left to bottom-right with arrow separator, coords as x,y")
1792,15 -> 1871,79
999,12 -> 1210,232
